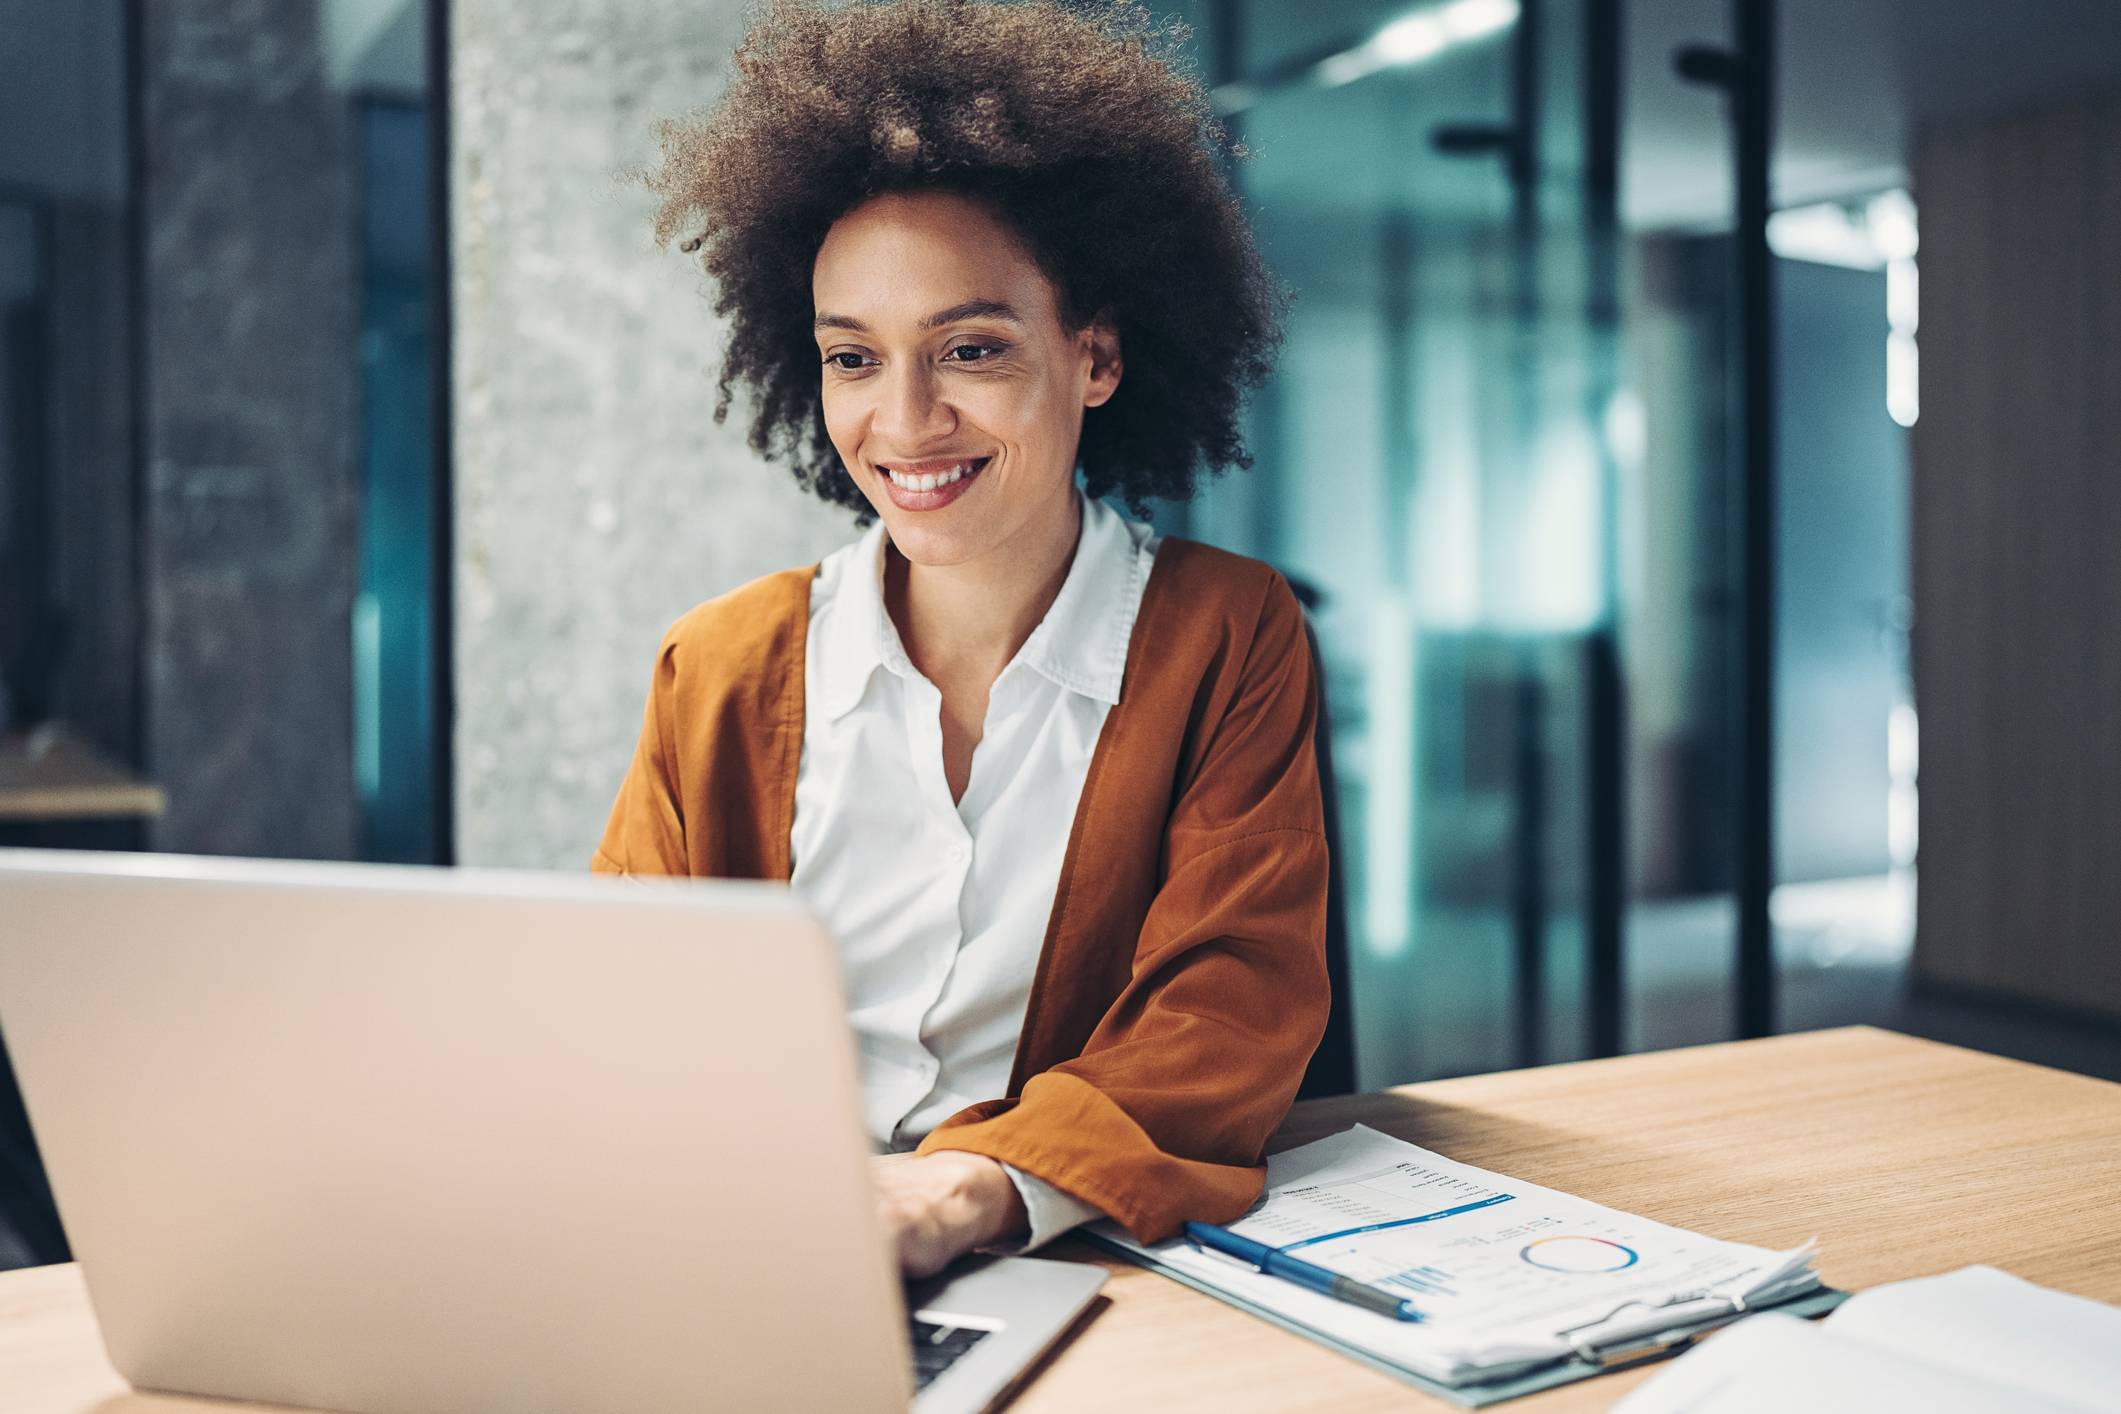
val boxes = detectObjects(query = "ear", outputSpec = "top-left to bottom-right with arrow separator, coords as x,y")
1081,313 -> 1123,409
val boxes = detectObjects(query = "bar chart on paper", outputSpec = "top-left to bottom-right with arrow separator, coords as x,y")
1220,1152 -> 1718,1332
1084,1126 -> 1826,1395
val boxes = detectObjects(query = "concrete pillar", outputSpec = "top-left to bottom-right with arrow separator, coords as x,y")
451,0 -> 853,869
140,0 -> 362,858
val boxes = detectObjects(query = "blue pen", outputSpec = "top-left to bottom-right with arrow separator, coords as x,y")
1184,1221 -> 1427,1322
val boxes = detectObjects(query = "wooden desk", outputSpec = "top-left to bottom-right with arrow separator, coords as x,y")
0,725 -> 164,822
4,1027 -> 2117,1413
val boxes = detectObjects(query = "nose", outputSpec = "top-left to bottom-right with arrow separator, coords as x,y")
871,358 -> 956,447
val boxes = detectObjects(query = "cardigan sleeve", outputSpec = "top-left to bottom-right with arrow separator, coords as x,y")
917,568 -> 1331,1242
592,636 -> 690,876
592,568 -> 812,881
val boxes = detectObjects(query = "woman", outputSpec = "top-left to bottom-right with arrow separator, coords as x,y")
596,0 -> 1329,1278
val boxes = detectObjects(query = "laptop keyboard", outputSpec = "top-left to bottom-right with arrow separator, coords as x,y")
908,1316 -> 992,1391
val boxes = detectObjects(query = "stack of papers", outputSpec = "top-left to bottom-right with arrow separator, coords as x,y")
1614,1265 -> 2121,1414
1080,1126 -> 1831,1404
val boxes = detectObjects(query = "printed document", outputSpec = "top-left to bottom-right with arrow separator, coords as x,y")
1084,1125 -> 1820,1386
1613,1265 -> 2121,1414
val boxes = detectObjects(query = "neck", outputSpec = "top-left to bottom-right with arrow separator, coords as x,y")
885,487 -> 1083,683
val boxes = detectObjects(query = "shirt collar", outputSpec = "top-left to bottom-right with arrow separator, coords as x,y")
1011,492 -> 1146,707
816,519 -> 904,723
815,491 -> 1149,721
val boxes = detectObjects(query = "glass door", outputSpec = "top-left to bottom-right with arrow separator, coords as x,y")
1173,0 -> 1623,1086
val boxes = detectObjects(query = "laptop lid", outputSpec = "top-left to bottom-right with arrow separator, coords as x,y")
0,849 -> 912,1414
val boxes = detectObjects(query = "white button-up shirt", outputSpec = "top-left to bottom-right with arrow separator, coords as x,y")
790,493 -> 1156,1247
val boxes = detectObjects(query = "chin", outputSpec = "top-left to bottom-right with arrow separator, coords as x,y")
877,515 -> 990,569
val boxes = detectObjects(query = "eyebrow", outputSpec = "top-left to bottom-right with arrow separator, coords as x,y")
812,299 -> 1025,333
921,299 -> 1022,329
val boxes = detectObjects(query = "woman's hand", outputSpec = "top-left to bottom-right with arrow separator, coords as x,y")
872,1151 -> 1030,1277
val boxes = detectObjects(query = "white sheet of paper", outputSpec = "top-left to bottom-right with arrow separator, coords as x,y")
1085,1125 -> 1818,1384
1608,1312 -> 2097,1414
1824,1266 -> 2121,1413
1614,1266 -> 2121,1414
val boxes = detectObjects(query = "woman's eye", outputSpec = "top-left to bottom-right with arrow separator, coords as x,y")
825,352 -> 870,370
945,343 -> 1001,363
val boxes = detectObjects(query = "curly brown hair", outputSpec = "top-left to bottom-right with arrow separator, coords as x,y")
646,0 -> 1284,514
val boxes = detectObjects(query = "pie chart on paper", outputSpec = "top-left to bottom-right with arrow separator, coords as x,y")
1520,1236 -> 1639,1272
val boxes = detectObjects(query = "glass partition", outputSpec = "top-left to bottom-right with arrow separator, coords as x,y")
1176,0 -> 1621,1086
1172,0 -> 1917,1085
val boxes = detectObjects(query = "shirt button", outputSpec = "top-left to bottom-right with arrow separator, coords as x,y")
948,844 -> 967,863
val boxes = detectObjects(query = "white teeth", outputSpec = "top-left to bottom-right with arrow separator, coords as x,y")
886,462 -> 974,492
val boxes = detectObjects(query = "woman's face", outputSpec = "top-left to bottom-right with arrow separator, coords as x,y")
812,190 -> 1120,569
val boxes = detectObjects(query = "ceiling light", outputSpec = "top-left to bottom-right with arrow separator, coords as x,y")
1315,0 -> 1519,91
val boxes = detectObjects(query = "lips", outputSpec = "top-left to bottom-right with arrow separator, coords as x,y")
875,457 -> 989,511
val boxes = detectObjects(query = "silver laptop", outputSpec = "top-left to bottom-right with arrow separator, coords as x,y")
0,848 -> 1104,1414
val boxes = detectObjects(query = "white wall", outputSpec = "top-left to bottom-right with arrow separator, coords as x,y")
452,0 -> 855,868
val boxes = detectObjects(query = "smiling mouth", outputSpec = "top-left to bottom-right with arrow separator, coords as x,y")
881,458 -> 988,492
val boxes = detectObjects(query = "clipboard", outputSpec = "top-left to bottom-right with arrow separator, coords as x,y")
1078,1225 -> 1850,1407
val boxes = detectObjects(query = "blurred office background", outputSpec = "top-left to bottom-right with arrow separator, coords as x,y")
3,0 -> 2119,1265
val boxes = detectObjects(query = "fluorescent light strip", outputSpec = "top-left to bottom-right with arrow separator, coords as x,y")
1317,0 -> 1520,91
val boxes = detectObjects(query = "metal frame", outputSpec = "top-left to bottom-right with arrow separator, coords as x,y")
0,187 -> 58,728
1677,0 -> 1778,1041
425,0 -> 457,865
124,0 -> 149,783
1729,0 -> 1778,1042
1582,0 -> 1627,1059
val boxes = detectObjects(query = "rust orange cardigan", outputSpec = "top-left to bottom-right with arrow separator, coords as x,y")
593,537 -> 1330,1242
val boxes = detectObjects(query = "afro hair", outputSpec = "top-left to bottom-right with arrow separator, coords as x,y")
646,0 -> 1285,514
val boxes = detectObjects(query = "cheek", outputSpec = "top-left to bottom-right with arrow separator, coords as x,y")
818,385 -> 866,462
977,372 -> 1071,445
